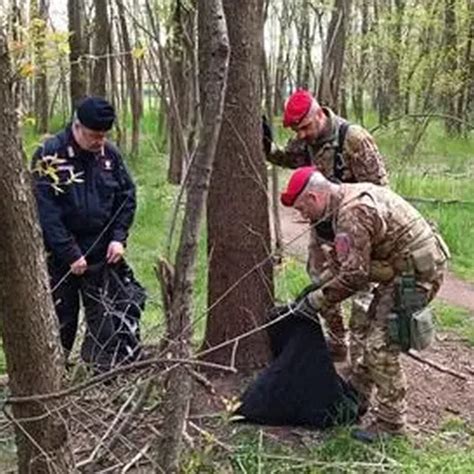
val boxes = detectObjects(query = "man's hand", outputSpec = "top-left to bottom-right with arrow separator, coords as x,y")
297,289 -> 326,316
70,256 -> 88,275
107,241 -> 125,264
262,115 -> 273,156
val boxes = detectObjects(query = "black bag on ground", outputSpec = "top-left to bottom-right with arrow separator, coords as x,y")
235,298 -> 360,428
80,261 -> 146,372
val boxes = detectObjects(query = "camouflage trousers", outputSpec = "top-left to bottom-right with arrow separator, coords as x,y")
307,236 -> 372,356
350,266 -> 444,428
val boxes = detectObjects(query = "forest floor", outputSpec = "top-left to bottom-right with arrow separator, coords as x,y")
183,204 -> 474,471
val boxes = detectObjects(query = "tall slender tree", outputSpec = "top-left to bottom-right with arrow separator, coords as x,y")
91,0 -> 110,97
116,0 -> 141,155
68,0 -> 87,108
318,0 -> 352,112
32,0 -> 49,132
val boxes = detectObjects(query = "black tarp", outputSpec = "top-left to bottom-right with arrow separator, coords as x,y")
235,301 -> 361,428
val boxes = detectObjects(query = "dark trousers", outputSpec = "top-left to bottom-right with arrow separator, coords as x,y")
49,262 -> 118,357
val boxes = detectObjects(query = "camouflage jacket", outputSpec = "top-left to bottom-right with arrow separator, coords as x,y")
268,107 -> 388,185
315,184 -> 449,306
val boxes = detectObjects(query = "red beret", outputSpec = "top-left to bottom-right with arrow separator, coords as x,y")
281,166 -> 316,207
283,89 -> 315,128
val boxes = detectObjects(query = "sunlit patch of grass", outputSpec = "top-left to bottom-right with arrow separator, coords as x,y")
433,301 -> 474,346
221,426 -> 474,474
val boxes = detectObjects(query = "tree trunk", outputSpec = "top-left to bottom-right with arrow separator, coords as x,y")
203,0 -> 273,371
32,0 -> 49,133
116,0 -> 141,155
351,0 -> 368,125
262,46 -> 283,258
272,2 -> 290,116
318,0 -> 351,112
0,34 -> 74,474
167,0 -> 195,184
459,0 -> 473,135
68,0 -> 87,108
155,1 -> 229,471
443,0 -> 458,134
91,0 -> 110,97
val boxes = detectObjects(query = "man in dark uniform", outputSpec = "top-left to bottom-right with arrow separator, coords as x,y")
32,96 -> 139,367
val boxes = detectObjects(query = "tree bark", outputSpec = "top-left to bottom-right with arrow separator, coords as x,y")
443,0 -> 458,134
272,2 -> 290,116
318,0 -> 352,112
116,0 -> 141,155
32,0 -> 49,133
155,0 -> 229,471
0,35 -> 74,474
460,0 -> 473,134
68,0 -> 87,108
351,0 -> 368,125
167,0 -> 195,184
203,0 -> 273,371
91,0 -> 110,97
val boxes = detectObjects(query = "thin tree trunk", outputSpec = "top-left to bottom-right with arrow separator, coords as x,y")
32,0 -> 49,133
116,0 -> 141,155
272,3 -> 290,116
443,0 -> 458,134
155,0 -> 229,471
91,0 -> 110,97
0,34 -> 74,474
352,0 -> 368,125
318,0 -> 352,112
167,0 -> 194,184
68,0 -> 87,108
262,47 -> 283,258
459,1 -> 473,135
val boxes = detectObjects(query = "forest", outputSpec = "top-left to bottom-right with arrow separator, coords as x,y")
0,0 -> 473,472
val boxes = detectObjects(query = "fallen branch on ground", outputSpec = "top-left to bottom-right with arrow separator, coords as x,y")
6,357 -> 236,404
403,196 -> 474,207
407,350 -> 470,380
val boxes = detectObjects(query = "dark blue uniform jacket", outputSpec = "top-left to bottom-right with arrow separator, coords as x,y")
32,125 -> 136,266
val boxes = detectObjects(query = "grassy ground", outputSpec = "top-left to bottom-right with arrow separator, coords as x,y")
182,424 -> 474,473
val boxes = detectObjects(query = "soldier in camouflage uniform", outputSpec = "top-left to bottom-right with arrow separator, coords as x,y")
280,167 -> 449,439
265,89 -> 388,362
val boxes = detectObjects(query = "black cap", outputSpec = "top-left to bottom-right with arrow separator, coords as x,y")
76,96 -> 116,131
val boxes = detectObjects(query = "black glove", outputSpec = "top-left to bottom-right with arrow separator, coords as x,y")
262,114 -> 273,156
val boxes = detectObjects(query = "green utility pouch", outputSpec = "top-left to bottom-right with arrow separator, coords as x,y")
410,307 -> 435,351
389,271 -> 434,352
387,311 -> 411,351
387,312 -> 403,346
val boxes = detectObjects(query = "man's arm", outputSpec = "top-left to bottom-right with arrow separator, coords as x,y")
308,204 -> 383,309
344,126 -> 389,185
266,138 -> 313,169
31,149 -> 83,265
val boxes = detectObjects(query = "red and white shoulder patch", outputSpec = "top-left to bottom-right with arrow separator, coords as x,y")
334,233 -> 352,261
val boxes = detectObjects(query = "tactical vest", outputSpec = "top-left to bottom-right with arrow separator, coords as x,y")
337,185 -> 450,281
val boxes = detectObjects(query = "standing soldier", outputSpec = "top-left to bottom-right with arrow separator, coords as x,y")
280,167 -> 449,440
265,89 -> 388,362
